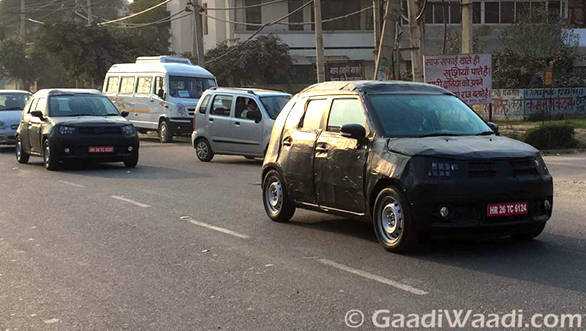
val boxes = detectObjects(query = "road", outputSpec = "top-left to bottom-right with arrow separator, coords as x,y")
0,138 -> 585,330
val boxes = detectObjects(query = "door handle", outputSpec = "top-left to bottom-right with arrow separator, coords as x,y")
234,121 -> 240,126
209,118 -> 214,122
315,142 -> 328,153
282,137 -> 292,146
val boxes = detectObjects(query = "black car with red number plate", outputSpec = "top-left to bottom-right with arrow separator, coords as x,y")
261,81 -> 553,253
15,89 -> 139,170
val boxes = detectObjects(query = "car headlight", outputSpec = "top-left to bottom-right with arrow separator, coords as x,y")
535,154 -> 549,174
121,125 -> 136,136
428,160 -> 461,177
58,126 -> 75,135
176,104 -> 187,116
0,121 -> 5,129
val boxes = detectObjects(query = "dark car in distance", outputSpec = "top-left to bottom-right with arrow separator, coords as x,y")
261,81 -> 553,252
16,89 -> 139,170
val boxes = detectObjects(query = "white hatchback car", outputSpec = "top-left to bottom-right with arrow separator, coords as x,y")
191,88 -> 290,161
0,90 -> 31,145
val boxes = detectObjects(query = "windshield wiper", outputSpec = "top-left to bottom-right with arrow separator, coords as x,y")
475,131 -> 494,136
418,132 -> 463,137
71,114 -> 95,116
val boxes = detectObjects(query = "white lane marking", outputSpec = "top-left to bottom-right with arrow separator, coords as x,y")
58,180 -> 85,188
318,258 -> 428,296
110,195 -> 151,208
183,217 -> 250,239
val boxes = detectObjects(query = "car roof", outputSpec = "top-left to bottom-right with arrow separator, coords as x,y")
0,90 -> 32,95
207,87 -> 291,97
107,62 -> 215,78
33,89 -> 103,97
299,80 -> 452,95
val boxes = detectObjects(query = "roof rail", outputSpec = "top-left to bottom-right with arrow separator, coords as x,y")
135,56 -> 192,65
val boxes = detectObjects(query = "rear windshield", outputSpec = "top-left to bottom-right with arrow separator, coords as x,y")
169,76 -> 217,99
260,95 -> 291,120
49,95 -> 120,117
0,93 -> 30,111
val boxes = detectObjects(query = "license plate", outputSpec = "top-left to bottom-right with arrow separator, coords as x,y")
88,146 -> 114,153
487,202 -> 528,217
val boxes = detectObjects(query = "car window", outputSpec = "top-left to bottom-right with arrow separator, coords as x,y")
284,99 -> 305,131
136,76 -> 153,95
27,98 -> 38,114
301,99 -> 328,130
0,93 -> 30,111
198,95 -> 211,114
105,76 -> 120,94
235,96 -> 261,120
154,77 -> 166,99
119,77 -> 135,94
35,97 -> 47,114
210,95 -> 232,117
327,99 -> 367,132
259,95 -> 290,120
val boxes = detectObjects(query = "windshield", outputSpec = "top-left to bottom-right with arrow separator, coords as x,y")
49,95 -> 120,117
368,94 -> 492,137
169,76 -> 216,99
0,93 -> 30,111
260,95 -> 291,120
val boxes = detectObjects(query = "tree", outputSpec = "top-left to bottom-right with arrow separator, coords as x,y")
205,35 -> 293,86
125,0 -> 171,52
493,11 -> 582,88
0,38 -> 34,88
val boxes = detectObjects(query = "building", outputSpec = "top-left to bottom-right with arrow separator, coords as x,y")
168,0 -> 585,84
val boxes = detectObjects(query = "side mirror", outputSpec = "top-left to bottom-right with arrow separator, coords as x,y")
487,122 -> 499,136
341,123 -> 366,140
30,110 -> 44,120
120,111 -> 129,118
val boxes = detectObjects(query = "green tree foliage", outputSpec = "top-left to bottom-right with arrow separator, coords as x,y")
493,12 -> 582,88
0,38 -> 33,86
205,35 -> 293,86
126,0 -> 171,51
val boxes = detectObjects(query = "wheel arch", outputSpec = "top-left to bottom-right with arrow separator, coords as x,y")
369,177 -> 407,218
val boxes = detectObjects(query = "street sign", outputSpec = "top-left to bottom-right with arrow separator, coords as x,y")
424,53 -> 492,104
326,62 -> 364,81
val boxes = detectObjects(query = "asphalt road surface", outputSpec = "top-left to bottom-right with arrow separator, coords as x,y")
0,138 -> 585,330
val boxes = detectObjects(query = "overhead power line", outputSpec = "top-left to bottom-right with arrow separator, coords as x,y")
98,0 -> 171,26
205,0 -> 287,10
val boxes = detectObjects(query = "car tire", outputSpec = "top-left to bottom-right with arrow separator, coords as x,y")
15,136 -> 29,164
124,153 -> 139,168
262,169 -> 295,222
195,138 -> 214,162
372,187 -> 418,253
513,223 -> 545,240
158,120 -> 173,144
43,139 -> 59,171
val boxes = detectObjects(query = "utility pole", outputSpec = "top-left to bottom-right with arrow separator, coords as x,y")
192,0 -> 205,66
19,0 -> 25,39
407,0 -> 424,82
461,0 -> 472,54
314,0 -> 325,82
374,0 -> 401,80
372,0 -> 381,56
86,0 -> 92,26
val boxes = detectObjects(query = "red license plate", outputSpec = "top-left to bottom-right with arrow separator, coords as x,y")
487,202 -> 528,217
88,146 -> 114,153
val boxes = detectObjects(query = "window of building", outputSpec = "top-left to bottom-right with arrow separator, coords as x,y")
515,2 -> 530,21
472,2 -> 481,23
450,3 -> 461,24
245,0 -> 261,31
322,0 -> 361,30
119,77 -> 135,94
485,2 -> 499,23
136,76 -> 153,95
568,0 -> 585,27
531,2 -> 546,18
105,76 -> 119,94
327,99 -> 366,132
501,2 -> 514,23
288,0 -> 304,31
210,95 -> 233,117
433,3 -> 447,24
301,99 -> 327,130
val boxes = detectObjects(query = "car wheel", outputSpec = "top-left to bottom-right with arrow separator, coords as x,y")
372,187 -> 417,253
262,170 -> 295,222
195,138 -> 214,162
513,223 -> 545,240
123,153 -> 139,168
43,139 -> 59,171
158,120 -> 173,143
15,136 -> 29,164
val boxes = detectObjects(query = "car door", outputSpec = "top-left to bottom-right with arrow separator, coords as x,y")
314,98 -> 369,213
207,94 -> 235,153
278,97 -> 329,204
134,75 -> 155,125
228,96 -> 263,155
19,97 -> 37,152
28,97 -> 47,153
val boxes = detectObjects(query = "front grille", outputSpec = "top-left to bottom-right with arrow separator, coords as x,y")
77,126 -> 121,135
188,108 -> 195,116
510,158 -> 538,176
10,124 -> 19,130
468,161 -> 496,177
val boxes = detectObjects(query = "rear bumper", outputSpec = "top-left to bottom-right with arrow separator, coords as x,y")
405,175 -> 553,233
168,118 -> 193,135
49,135 -> 139,161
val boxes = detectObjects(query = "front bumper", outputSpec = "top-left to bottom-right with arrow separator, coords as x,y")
0,133 -> 16,145
168,118 -> 193,135
405,175 -> 553,234
49,135 -> 139,161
